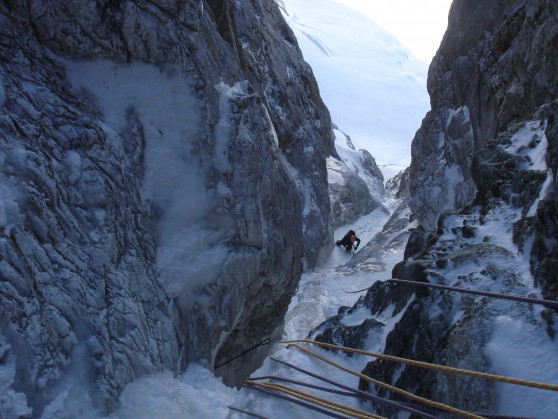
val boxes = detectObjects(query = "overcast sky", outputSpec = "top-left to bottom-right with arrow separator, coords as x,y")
335,0 -> 453,63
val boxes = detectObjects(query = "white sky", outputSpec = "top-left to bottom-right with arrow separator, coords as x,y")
334,0 -> 453,63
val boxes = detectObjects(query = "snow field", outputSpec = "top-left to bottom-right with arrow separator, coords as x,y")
280,0 -> 429,180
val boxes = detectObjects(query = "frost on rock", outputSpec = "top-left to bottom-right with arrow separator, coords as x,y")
328,129 -> 387,230
0,17 -> 182,413
409,106 -> 476,231
0,0 -> 335,414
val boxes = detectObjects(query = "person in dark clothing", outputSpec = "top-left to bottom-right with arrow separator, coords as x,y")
335,230 -> 361,253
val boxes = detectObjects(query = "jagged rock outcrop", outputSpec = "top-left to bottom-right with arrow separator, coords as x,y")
313,206 -> 548,415
410,0 -> 558,232
0,0 -> 334,415
327,129 -> 386,230
410,0 -> 558,305
385,167 -> 410,199
327,158 -> 377,229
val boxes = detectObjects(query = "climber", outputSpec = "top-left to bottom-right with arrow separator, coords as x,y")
335,230 -> 361,253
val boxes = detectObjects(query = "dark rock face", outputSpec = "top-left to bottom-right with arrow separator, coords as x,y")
530,102 -> 558,303
315,318 -> 385,351
410,0 -> 558,231
405,0 -> 558,386
327,130 -> 385,231
373,0 -> 558,413
386,167 -> 410,199
328,165 -> 378,230
228,0 -> 336,268
0,0 -> 334,414
0,16 -> 181,414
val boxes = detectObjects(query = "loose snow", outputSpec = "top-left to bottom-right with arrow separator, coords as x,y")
109,366 -> 238,419
485,315 -> 558,418
501,120 -> 548,171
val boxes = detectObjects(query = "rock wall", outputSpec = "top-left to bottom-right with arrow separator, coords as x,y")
207,0 -> 335,268
327,129 -> 385,230
410,0 -> 558,231
409,0 -> 558,301
0,0 -> 334,415
378,0 -> 558,414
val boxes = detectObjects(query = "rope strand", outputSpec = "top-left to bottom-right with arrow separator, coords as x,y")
340,278 -> 558,310
244,384 -> 349,419
269,357 -> 436,419
246,380 -> 384,418
280,339 -> 558,392
386,278 -> 558,310
286,343 -> 486,419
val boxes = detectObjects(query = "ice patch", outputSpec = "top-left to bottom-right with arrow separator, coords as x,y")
527,169 -> 555,217
61,58 -> 229,299
64,150 -> 82,184
61,59 -> 204,212
156,225 -> 231,299
445,105 -> 470,128
326,156 -> 345,185
340,305 -> 372,327
501,120 -> 548,171
110,365 -> 238,419
443,163 -> 463,209
214,81 -> 248,174
484,315 -> 558,417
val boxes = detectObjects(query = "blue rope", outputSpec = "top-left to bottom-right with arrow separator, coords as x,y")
386,278 -> 558,310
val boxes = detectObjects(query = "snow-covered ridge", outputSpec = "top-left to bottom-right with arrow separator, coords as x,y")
281,0 -> 429,180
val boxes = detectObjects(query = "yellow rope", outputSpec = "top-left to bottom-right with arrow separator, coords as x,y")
287,343 -> 486,419
281,339 -> 558,392
246,380 -> 385,418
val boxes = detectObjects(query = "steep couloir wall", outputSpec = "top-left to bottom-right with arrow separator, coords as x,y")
0,0 -> 334,415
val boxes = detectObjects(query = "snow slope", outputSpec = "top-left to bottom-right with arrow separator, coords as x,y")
280,0 -> 430,180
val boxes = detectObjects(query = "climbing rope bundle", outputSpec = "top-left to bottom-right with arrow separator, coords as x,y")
227,276 -> 558,418
229,339 -> 557,418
